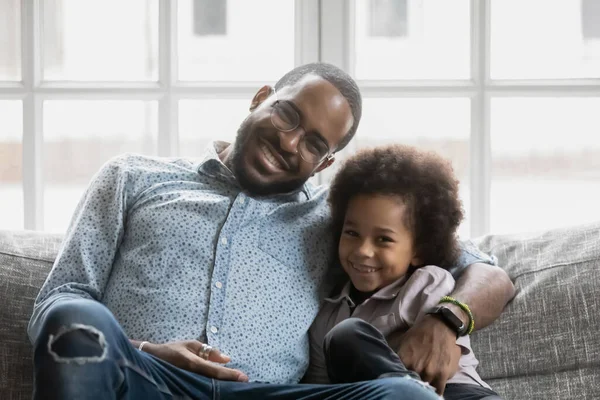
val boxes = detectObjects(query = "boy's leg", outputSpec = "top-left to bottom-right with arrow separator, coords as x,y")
33,298 -> 214,400
443,384 -> 503,400
218,376 -> 442,400
323,318 -> 422,383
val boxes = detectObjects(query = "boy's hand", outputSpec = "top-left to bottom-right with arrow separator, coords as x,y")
392,315 -> 461,395
138,340 -> 249,382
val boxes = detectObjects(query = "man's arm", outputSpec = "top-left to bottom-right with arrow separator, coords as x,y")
394,262 -> 515,394
27,156 -> 132,343
443,262 -> 516,330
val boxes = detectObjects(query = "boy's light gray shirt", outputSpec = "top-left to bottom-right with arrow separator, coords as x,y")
305,265 -> 491,388
28,142 -> 496,384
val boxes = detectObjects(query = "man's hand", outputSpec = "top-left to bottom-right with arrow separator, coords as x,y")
138,340 -> 249,382
391,316 -> 461,395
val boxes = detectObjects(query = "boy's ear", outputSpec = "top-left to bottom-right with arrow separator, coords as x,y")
249,85 -> 274,111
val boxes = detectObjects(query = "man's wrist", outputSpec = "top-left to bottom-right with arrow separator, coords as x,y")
443,303 -> 470,327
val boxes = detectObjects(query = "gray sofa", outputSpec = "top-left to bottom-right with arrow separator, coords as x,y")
1,223 -> 599,399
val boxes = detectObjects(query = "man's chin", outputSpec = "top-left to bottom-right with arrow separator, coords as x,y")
234,166 -> 307,197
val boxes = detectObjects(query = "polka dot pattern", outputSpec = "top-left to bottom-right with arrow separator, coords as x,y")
32,145 -> 335,384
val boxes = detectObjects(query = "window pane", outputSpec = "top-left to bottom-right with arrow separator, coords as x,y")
0,0 -> 21,81
491,0 -> 600,79
343,98 -> 471,237
179,99 -> 249,157
178,0 -> 295,81
43,100 -> 158,233
42,0 -> 158,81
491,98 -> 600,234
0,101 -> 23,229
354,0 -> 470,80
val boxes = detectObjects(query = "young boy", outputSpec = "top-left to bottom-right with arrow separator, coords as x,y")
303,145 -> 502,400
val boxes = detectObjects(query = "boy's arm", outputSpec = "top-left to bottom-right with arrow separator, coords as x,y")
395,262 -> 515,394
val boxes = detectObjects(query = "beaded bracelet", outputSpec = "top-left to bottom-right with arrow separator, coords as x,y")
439,296 -> 475,335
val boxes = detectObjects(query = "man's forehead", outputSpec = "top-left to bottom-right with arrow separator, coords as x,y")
278,74 -> 341,100
277,74 -> 354,142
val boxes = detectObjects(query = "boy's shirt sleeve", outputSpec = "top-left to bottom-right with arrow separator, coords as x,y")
397,265 -> 456,327
447,240 -> 498,279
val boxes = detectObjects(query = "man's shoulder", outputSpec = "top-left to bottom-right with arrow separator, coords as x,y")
103,153 -> 200,177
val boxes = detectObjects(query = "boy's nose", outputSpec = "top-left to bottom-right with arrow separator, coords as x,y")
353,239 -> 375,259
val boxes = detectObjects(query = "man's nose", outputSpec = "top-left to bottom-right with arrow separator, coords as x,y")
277,128 -> 303,154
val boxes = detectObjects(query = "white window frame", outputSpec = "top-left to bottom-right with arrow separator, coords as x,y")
1,0 -> 319,231
320,0 -> 600,237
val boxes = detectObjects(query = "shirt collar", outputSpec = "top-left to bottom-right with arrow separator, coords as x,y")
197,141 -> 315,200
325,274 -> 410,304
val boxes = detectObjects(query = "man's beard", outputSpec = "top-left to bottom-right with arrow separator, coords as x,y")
230,118 -> 308,197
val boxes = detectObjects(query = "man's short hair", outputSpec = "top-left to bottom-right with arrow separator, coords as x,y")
328,144 -> 464,268
274,62 -> 362,152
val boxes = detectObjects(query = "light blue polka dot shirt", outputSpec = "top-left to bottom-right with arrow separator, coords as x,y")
28,142 -> 495,384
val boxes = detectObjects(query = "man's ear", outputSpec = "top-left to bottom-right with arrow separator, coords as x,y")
315,155 -> 335,173
249,85 -> 274,111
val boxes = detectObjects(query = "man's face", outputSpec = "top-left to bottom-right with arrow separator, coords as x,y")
230,75 -> 353,196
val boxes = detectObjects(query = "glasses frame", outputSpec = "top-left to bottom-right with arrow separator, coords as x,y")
270,90 -> 333,165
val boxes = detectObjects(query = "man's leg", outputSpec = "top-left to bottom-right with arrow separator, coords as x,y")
323,318 -> 422,383
33,298 -> 214,400
218,376 -> 442,400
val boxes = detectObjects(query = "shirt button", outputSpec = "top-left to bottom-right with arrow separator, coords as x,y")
221,237 -> 228,245
215,281 -> 223,289
239,197 -> 245,204
210,326 -> 218,334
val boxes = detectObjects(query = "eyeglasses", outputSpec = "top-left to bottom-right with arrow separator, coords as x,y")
270,90 -> 332,165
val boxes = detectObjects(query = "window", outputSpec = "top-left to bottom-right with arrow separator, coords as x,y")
0,0 -> 20,80
368,0 -> 408,38
193,0 -> 227,36
1,0 -> 303,232
2,0 -> 599,236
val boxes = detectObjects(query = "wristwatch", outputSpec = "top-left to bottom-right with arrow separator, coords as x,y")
426,305 -> 468,338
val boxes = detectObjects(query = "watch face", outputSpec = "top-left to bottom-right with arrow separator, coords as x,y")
440,307 -> 465,331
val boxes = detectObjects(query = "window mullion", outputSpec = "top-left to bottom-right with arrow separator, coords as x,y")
22,0 -> 43,230
158,0 -> 177,157
295,0 -> 320,66
469,0 -> 491,237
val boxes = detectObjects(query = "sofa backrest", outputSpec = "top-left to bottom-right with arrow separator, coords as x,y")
1,222 -> 599,399
472,221 -> 600,400
0,230 -> 63,398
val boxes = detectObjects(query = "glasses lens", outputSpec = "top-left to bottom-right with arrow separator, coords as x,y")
300,136 -> 329,164
271,101 -> 300,131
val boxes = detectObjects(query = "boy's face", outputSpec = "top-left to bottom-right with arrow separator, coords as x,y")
338,194 -> 420,293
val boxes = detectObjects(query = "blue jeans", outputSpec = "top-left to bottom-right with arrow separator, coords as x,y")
33,299 -> 441,400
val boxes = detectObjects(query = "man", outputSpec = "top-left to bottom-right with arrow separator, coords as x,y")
28,63 -> 514,399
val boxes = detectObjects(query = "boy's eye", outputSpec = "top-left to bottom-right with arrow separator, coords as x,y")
378,236 -> 394,243
343,230 -> 359,237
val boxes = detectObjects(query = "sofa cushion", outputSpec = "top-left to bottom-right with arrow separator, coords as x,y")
0,230 -> 63,399
472,221 -> 600,400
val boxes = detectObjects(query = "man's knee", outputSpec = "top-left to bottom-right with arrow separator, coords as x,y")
37,299 -> 115,362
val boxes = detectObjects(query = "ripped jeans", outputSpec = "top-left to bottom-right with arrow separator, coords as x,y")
32,298 -> 443,400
